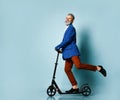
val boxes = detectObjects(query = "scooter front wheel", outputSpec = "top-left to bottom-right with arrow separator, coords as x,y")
47,85 -> 56,96
81,86 -> 91,96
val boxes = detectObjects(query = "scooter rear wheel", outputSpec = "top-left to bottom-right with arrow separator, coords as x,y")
47,85 -> 56,96
81,86 -> 91,96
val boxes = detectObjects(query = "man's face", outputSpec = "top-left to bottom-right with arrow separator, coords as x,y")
65,15 -> 74,26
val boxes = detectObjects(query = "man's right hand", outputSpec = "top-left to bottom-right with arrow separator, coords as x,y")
55,47 -> 62,53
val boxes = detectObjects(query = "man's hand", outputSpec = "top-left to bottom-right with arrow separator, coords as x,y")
55,47 -> 62,53
58,48 -> 62,53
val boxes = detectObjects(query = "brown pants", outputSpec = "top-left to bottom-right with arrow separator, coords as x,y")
64,56 -> 97,86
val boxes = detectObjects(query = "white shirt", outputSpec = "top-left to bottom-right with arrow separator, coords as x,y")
64,25 -> 69,33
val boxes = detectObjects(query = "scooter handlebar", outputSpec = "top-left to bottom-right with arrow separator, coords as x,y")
56,48 -> 62,53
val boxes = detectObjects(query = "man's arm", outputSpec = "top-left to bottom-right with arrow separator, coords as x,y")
55,26 -> 75,51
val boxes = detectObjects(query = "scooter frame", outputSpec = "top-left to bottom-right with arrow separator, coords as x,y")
47,52 -> 91,97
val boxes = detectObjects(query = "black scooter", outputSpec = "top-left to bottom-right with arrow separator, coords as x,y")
47,52 -> 91,97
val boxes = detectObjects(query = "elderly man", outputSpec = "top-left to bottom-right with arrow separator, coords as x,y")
55,13 -> 107,93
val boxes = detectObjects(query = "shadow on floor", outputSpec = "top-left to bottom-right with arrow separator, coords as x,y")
46,95 -> 92,100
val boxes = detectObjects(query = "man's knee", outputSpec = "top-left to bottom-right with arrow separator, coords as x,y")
75,64 -> 81,69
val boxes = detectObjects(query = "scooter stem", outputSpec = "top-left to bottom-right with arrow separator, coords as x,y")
52,52 -> 60,80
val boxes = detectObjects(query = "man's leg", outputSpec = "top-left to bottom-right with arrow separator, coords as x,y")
64,59 -> 77,86
64,58 -> 79,93
71,56 -> 107,76
71,56 -> 97,71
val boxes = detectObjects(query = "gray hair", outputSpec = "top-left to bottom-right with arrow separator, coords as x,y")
67,13 -> 75,20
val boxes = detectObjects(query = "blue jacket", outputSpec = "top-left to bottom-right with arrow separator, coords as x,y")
55,24 -> 80,60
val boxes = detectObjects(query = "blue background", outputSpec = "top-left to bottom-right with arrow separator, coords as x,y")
0,0 -> 120,100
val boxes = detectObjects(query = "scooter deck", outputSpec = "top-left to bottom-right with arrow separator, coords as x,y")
58,91 -> 82,94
